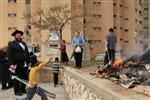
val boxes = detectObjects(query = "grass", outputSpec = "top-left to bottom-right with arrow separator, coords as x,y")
69,60 -> 103,68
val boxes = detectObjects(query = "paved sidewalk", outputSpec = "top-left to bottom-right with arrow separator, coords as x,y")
0,83 -> 69,100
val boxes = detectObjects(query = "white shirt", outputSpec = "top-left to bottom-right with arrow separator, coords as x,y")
18,42 -> 25,50
18,42 -> 27,67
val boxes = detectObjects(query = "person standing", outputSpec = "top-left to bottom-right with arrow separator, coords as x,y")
104,28 -> 117,65
52,57 -> 61,87
0,46 -> 13,90
8,30 -> 30,96
60,40 -> 69,65
72,31 -> 85,69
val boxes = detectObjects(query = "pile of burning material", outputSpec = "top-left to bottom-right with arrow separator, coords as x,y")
119,62 -> 150,88
120,49 -> 150,88
90,49 -> 150,89
90,58 -> 123,78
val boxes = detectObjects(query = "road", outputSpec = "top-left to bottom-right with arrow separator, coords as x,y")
0,82 -> 69,100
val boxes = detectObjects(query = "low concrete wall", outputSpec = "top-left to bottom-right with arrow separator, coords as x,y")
62,67 -> 150,100
39,67 -> 62,83
39,67 -> 52,83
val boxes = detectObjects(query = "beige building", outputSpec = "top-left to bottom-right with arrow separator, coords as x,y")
72,0 -> 149,59
0,0 -> 149,60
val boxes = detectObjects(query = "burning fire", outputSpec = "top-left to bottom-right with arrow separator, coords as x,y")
112,58 -> 123,70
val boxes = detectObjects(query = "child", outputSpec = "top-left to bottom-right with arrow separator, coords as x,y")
60,40 -> 69,65
52,57 -> 61,87
19,55 -> 51,100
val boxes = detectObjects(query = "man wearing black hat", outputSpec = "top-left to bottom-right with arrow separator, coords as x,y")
8,30 -> 30,96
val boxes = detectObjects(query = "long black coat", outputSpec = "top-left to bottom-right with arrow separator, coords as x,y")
0,51 -> 11,83
8,40 -> 30,67
8,40 -> 30,77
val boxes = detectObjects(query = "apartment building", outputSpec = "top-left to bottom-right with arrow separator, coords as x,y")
0,0 -> 149,60
72,0 -> 149,59
0,0 -> 30,46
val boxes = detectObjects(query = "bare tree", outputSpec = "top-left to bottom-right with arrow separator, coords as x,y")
24,5 -> 81,40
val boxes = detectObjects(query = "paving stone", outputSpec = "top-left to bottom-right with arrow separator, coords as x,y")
0,82 -> 69,100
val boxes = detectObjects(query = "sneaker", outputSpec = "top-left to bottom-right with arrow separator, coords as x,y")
15,92 -> 23,96
21,90 -> 26,94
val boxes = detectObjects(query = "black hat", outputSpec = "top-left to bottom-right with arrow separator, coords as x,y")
11,30 -> 24,36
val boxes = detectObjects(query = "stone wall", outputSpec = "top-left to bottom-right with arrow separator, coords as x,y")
62,68 -> 150,100
63,71 -> 102,100
39,67 -> 52,83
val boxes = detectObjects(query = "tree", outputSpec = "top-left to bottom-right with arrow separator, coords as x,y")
23,4 -> 82,60
25,4 -> 80,40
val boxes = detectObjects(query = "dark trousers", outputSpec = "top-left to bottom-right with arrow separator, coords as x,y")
20,86 -> 48,100
53,73 -> 59,86
74,50 -> 83,68
104,49 -> 115,65
2,80 -> 13,88
14,67 -> 28,94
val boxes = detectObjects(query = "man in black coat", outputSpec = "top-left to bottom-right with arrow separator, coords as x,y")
8,30 -> 30,96
0,46 -> 13,90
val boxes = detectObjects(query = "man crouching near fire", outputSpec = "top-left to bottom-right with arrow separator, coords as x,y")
18,55 -> 52,100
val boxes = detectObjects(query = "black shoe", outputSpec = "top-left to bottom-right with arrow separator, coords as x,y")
8,83 -> 13,88
15,92 -> 23,96
8,85 -> 13,89
74,65 -> 77,68
2,86 -> 9,90
21,90 -> 26,93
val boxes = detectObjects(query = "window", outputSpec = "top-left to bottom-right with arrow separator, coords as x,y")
135,19 -> 138,23
135,8 -> 138,12
139,41 -> 143,44
8,27 -> 17,31
124,18 -> 129,20
139,20 -> 143,24
8,0 -> 16,3
93,1 -> 101,6
139,0 -> 143,6
113,15 -> 117,18
114,26 -> 117,29
113,3 -> 116,6
83,19 -> 86,24
144,26 -> 148,29
144,17 -> 148,20
8,13 -> 16,17
139,10 -> 142,16
98,40 -> 101,43
120,27 -> 123,29
26,0 -> 30,4
144,8 -> 148,10
93,14 -> 101,18
120,4 -> 123,7
120,16 -> 123,19
124,40 -> 129,43
124,29 -> 128,32
93,27 -> 101,31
